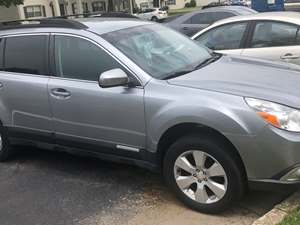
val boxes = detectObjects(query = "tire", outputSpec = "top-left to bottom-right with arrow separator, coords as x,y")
151,16 -> 158,22
0,126 -> 12,162
163,135 -> 245,214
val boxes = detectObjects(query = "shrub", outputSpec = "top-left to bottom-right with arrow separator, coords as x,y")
185,2 -> 191,7
190,0 -> 196,7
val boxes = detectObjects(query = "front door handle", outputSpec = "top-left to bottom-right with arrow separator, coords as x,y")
50,88 -> 71,99
281,53 -> 300,60
182,27 -> 189,30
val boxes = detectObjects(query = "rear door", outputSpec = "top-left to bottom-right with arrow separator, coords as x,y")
193,21 -> 249,55
242,21 -> 300,65
0,34 -> 52,137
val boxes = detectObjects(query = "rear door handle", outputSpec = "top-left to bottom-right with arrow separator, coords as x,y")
182,27 -> 189,30
50,88 -> 71,99
281,53 -> 300,60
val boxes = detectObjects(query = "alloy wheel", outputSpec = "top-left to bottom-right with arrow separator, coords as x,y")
174,150 -> 228,204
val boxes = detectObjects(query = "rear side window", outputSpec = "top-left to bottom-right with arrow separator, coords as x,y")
0,39 -> 3,71
251,22 -> 300,48
4,35 -> 48,75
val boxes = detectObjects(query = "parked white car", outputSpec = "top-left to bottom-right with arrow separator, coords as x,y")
192,12 -> 300,65
135,8 -> 168,21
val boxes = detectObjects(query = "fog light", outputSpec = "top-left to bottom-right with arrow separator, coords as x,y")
280,167 -> 300,182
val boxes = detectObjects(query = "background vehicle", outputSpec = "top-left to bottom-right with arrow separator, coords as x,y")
1,16 -> 300,214
165,6 -> 257,36
251,0 -> 285,12
192,12 -> 300,65
134,8 -> 168,21
285,0 -> 300,11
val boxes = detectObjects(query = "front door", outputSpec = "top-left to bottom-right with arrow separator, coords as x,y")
48,34 -> 146,153
193,21 -> 249,56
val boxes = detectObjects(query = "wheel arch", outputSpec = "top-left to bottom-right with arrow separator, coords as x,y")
157,122 -> 248,181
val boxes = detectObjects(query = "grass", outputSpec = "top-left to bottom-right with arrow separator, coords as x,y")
168,6 -> 202,16
278,207 -> 300,225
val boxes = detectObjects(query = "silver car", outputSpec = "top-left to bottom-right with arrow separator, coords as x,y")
1,17 -> 300,214
192,12 -> 300,65
165,6 -> 257,37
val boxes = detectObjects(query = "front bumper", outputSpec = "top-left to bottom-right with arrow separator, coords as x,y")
249,179 -> 300,192
225,125 -> 300,188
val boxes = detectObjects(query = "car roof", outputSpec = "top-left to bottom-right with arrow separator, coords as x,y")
211,11 -> 300,26
166,6 -> 256,24
199,5 -> 255,13
75,18 -> 152,35
0,17 -> 152,36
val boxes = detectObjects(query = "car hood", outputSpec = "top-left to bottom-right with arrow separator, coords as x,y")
167,55 -> 300,108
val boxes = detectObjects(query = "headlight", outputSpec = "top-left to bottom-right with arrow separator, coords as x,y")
245,97 -> 300,132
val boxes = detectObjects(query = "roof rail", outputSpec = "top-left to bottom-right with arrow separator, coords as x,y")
54,11 -> 138,19
0,18 -> 88,31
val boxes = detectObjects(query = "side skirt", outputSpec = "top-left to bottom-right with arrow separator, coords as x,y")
7,127 -> 159,172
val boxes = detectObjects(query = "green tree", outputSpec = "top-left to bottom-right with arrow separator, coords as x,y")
0,0 -> 23,7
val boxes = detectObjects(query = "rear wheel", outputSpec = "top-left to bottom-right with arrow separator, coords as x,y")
163,135 -> 245,214
0,127 -> 12,162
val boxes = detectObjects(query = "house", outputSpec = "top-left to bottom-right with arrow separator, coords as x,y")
0,0 -> 133,21
135,0 -> 215,10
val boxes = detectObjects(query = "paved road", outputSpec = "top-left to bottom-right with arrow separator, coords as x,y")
0,148 -> 292,225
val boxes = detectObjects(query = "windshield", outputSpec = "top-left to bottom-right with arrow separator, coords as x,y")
101,24 -> 213,79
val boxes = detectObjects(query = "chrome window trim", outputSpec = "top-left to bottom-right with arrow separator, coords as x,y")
0,33 -> 49,38
51,32 -> 144,87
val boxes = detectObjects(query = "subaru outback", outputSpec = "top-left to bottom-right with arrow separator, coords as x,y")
0,17 -> 300,213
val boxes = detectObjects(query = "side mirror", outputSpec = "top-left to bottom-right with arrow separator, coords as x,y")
99,68 -> 129,88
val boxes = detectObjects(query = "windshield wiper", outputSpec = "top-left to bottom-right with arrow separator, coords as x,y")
193,53 -> 222,70
162,53 -> 222,80
162,69 -> 194,80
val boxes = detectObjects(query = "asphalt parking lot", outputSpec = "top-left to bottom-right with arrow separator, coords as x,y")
0,147 -> 293,225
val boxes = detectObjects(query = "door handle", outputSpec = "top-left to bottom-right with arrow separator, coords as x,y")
280,53 -> 300,60
50,88 -> 71,99
182,27 -> 189,30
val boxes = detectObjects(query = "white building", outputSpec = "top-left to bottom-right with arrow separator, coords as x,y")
135,0 -> 215,10
0,0 -> 133,22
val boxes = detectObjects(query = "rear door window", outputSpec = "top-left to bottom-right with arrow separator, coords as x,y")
4,35 -> 48,75
250,21 -> 300,48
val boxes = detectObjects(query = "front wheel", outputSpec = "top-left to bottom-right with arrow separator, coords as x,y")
163,135 -> 245,214
151,16 -> 158,22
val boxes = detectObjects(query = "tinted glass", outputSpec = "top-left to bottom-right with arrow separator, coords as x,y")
102,24 -> 212,79
251,22 -> 299,48
195,22 -> 247,50
211,12 -> 235,22
191,13 -> 213,24
55,36 -> 121,81
0,39 -> 3,70
4,35 -> 47,75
